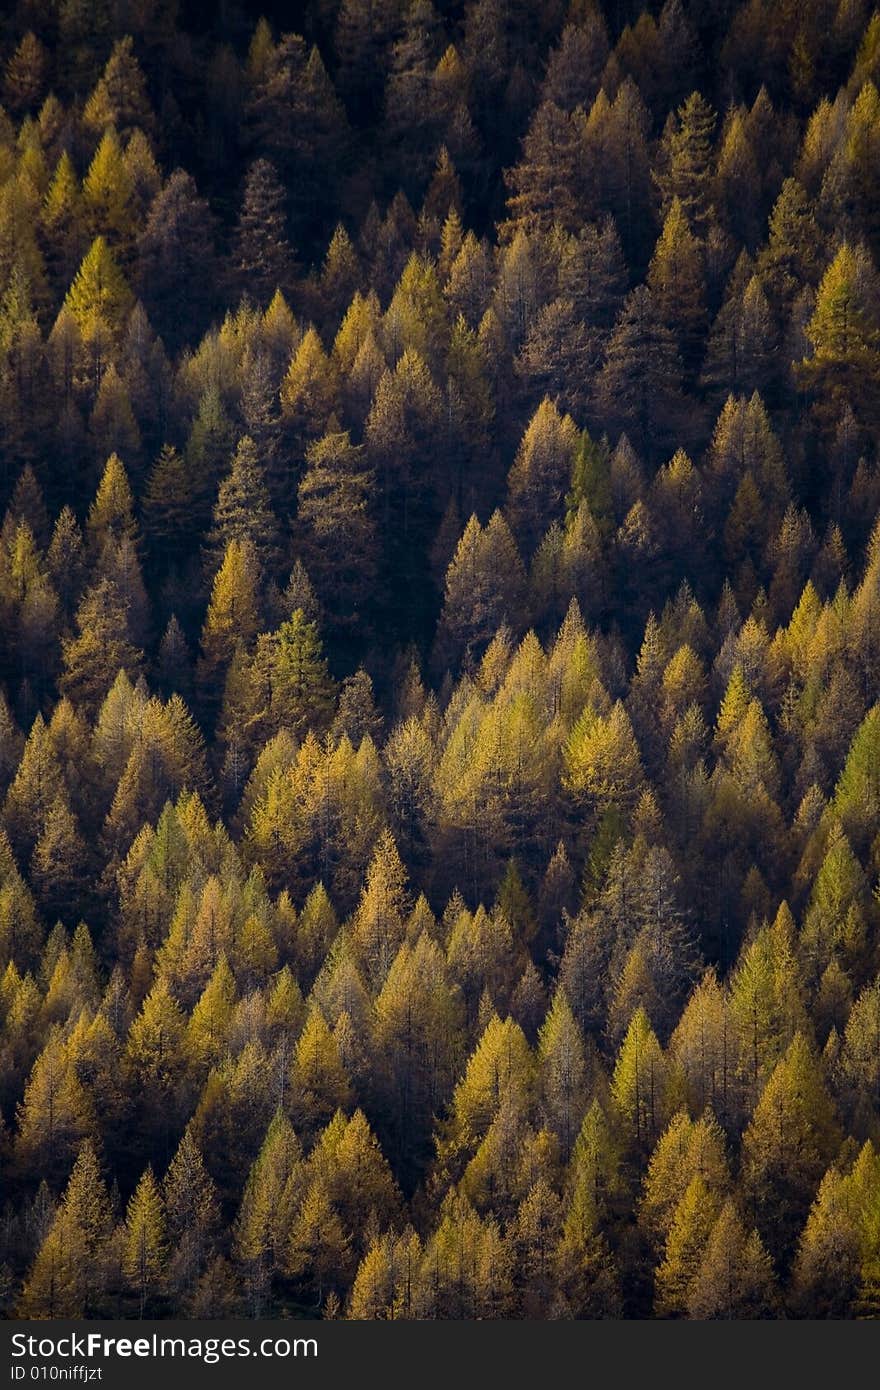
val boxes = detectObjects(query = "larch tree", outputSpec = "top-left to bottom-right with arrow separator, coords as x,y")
136,173 -> 218,353
242,608 -> 336,747
646,197 -> 707,376
506,399 -> 580,555
83,36 -> 154,138
63,236 -> 133,340
434,511 -> 526,670
687,1198 -> 777,1319
197,538 -> 262,716
82,129 -> 137,255
19,1140 -> 114,1317
504,101 -> 585,238
653,1173 -> 721,1317
163,1127 -> 221,1303
798,241 -> 880,428
610,1006 -> 670,1160
3,32 -> 47,113
537,987 -> 589,1159
235,1108 -> 304,1316
741,1032 -> 842,1266
123,1166 -> 166,1317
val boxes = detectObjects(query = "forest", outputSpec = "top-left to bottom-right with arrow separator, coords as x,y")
0,0 -> 878,1321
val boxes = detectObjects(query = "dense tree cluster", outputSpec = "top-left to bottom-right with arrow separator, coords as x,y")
0,0 -> 878,1320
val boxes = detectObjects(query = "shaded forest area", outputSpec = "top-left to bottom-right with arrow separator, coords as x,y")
0,0 -> 879,1320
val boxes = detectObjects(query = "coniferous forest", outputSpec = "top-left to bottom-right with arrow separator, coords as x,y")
0,0 -> 879,1322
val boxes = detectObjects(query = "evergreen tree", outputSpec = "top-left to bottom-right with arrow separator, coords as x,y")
233,159 -> 297,303
655,91 -> 717,234
137,172 -> 217,351
242,609 -> 335,746
206,436 -> 280,577
297,430 -> 377,636
594,286 -> 688,459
